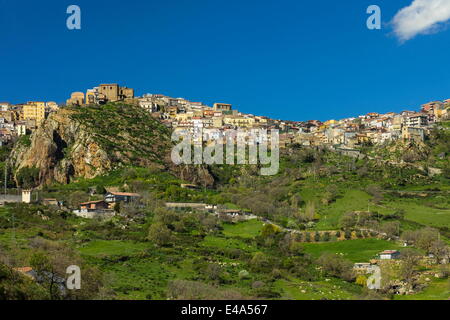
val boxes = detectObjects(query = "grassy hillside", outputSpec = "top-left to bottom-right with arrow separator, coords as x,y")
68,103 -> 171,166
0,118 -> 449,300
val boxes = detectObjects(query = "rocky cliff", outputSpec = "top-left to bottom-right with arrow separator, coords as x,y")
10,104 -> 214,187
10,108 -> 111,185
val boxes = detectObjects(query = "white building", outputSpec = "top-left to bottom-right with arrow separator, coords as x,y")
379,250 -> 400,260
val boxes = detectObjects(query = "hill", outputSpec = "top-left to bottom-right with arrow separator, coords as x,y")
9,103 -> 214,187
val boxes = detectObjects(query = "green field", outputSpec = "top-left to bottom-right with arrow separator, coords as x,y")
201,235 -> 257,252
222,219 -> 264,239
316,190 -> 372,230
301,239 -> 403,262
78,240 -> 149,257
274,277 -> 361,300
383,200 -> 450,229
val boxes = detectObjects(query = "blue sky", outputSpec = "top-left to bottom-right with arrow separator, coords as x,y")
1,0 -> 450,121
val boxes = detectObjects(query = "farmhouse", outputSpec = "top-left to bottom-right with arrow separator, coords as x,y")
379,250 -> 401,260
74,200 -> 114,219
353,263 -> 371,271
80,200 -> 109,211
105,192 -> 141,207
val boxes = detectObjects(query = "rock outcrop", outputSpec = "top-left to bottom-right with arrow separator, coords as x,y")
10,104 -> 215,187
10,109 -> 114,185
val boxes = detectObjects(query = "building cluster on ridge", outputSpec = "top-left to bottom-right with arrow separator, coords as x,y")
0,83 -> 449,148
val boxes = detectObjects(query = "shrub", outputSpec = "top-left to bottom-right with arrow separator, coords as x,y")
238,270 -> 250,280
314,232 -> 320,242
261,224 -> 281,238
344,230 -> 352,240
147,222 -> 173,246
305,233 -> 311,242
317,253 -> 354,281
16,166 -> 40,188
250,252 -> 271,272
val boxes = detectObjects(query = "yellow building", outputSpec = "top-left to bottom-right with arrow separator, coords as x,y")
223,115 -> 255,128
23,102 -> 46,124
323,120 -> 337,127
213,103 -> 232,112
66,92 -> 85,106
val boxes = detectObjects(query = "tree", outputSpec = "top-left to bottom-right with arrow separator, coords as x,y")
305,233 -> 311,242
304,201 -> 316,221
16,166 -> 40,189
416,228 -> 440,252
340,212 -> 357,229
366,185 -> 383,204
147,222 -> 173,246
28,239 -> 104,300
401,230 -> 417,244
314,232 -> 320,242
261,224 -> 280,239
298,149 -> 316,163
344,230 -> 352,240
317,253 -> 354,281
67,191 -> 90,209
95,185 -> 106,195
322,185 -> 339,205
250,252 -> 271,272
153,207 -> 180,229
380,221 -> 400,238
29,251 -> 61,300
400,248 -> 421,290
205,263 -> 222,282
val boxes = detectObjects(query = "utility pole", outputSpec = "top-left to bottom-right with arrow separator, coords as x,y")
4,162 -> 6,196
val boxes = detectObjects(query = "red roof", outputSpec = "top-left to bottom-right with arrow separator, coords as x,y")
109,192 -> 140,197
14,267 -> 33,273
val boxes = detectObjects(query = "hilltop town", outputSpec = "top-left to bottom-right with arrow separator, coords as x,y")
1,83 -> 449,149
0,84 -> 449,301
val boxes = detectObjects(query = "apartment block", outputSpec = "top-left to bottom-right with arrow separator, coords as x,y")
23,102 -> 45,124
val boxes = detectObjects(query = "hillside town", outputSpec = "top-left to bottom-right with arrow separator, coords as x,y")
1,83 -> 449,301
1,83 -> 449,149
